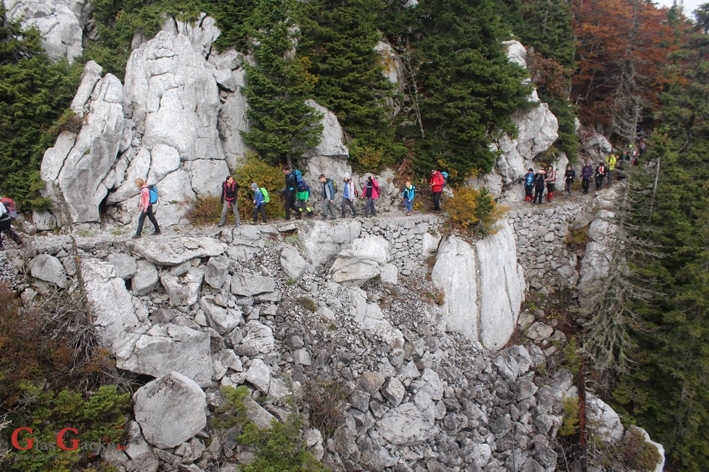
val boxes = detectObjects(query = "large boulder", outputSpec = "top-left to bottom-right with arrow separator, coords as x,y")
377,403 -> 437,446
41,68 -> 125,224
300,220 -> 362,266
4,0 -> 88,63
133,371 -> 207,449
329,236 -> 395,286
304,99 -> 349,158
233,320 -> 275,356
126,237 -> 224,266
116,325 -> 212,387
432,222 -> 524,350
160,267 -> 204,306
578,210 -> 616,291
29,254 -> 67,288
280,245 -> 308,280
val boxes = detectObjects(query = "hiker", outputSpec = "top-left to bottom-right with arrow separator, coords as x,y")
401,180 -> 415,216
218,176 -> 241,227
251,183 -> 267,224
545,166 -> 557,202
581,161 -> 593,194
362,175 -> 380,217
282,167 -> 302,220
132,178 -> 160,239
319,174 -> 337,220
429,170 -> 446,211
341,174 -> 358,218
606,153 -> 617,184
0,197 -> 22,250
564,165 -> 576,197
523,168 -> 535,202
595,162 -> 606,190
533,168 -> 546,204
296,180 -> 314,218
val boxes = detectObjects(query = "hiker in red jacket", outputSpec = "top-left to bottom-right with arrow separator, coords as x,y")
429,170 -> 446,211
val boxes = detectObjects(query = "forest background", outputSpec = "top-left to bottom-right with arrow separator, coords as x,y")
0,0 -> 708,470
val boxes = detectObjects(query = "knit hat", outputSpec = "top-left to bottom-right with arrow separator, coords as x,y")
250,183 -> 258,191
343,173 -> 350,180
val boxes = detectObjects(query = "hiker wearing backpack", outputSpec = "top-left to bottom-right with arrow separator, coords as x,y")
564,165 -> 576,198
319,174 -> 337,220
606,153 -> 617,184
533,168 -> 546,204
218,176 -> 241,227
251,183 -> 268,224
545,166 -> 557,202
132,178 -> 160,239
401,180 -> 415,215
0,197 -> 22,249
429,170 -> 446,211
296,181 -> 314,218
523,168 -> 535,202
595,162 -> 606,190
581,161 -> 594,194
282,167 -> 303,220
362,175 -> 380,217
341,174 -> 358,218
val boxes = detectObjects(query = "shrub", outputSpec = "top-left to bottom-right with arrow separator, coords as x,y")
562,336 -> 582,377
211,385 -> 250,430
185,195 -> 222,226
445,186 -> 506,237
234,153 -> 286,221
240,414 -> 329,472
565,226 -> 589,247
621,427 -> 662,472
559,395 -> 580,437
297,296 -> 317,313
300,380 -> 349,438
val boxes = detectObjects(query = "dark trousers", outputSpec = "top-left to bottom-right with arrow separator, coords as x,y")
0,218 -> 21,247
533,187 -> 544,204
135,206 -> 160,236
341,198 -> 356,217
284,191 -> 300,220
595,175 -> 604,189
253,204 -> 267,223
582,179 -> 590,194
432,191 -> 442,211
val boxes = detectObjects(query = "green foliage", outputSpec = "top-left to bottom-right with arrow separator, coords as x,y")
241,0 -> 323,166
565,226 -> 589,247
212,385 -> 250,430
559,395 -> 579,437
4,385 -> 130,472
185,195 -> 223,226
562,336 -> 582,377
239,414 -> 329,472
621,427 -> 663,472
0,11 -> 81,209
445,187 -> 507,237
233,153 -> 286,220
296,296 -> 317,313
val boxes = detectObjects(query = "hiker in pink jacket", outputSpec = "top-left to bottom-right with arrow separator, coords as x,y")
362,175 -> 380,217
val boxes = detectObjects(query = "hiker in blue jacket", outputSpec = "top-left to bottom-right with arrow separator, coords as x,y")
251,183 -> 267,224
319,174 -> 337,220
401,180 -> 415,215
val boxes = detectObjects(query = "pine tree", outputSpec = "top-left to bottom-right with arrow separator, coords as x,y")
240,0 -> 323,167
298,0 -> 402,169
612,21 -> 709,470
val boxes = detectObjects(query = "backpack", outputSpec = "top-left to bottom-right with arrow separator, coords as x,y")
403,185 -> 416,201
525,173 -> 534,186
332,180 -> 338,194
441,172 -> 449,186
260,188 -> 270,203
0,197 -> 17,219
294,169 -> 307,192
148,185 -> 159,205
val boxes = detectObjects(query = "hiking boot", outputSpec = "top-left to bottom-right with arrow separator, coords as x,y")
152,230 -> 161,235
132,234 -> 141,239
218,222 -> 225,227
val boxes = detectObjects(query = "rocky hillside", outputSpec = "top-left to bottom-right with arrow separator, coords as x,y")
1,191 -> 665,471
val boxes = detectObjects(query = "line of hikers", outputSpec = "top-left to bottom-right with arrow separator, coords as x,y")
522,151 -> 638,203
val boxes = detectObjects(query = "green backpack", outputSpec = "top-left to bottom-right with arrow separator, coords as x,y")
260,188 -> 270,203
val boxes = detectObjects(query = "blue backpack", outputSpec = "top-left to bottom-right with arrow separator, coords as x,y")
148,185 -> 159,205
525,173 -> 534,186
294,169 -> 307,192
441,171 -> 449,186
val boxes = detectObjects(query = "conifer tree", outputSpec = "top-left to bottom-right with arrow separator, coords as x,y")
241,0 -> 323,167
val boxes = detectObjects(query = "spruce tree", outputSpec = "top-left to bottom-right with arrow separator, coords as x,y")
241,0 -> 323,167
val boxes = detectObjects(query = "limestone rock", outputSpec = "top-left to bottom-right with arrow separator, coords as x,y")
230,272 -> 276,297
29,254 -> 67,288
204,254 -> 230,289
304,99 -> 349,158
81,259 -> 140,351
132,260 -> 159,296
184,159 -> 230,197
200,297 -> 241,335
587,396 -> 624,443
580,128 -> 612,160
330,235 -> 391,286
117,325 -> 212,387
349,288 -> 404,346
133,371 -> 207,449
160,267 -> 204,306
108,253 -> 137,280
126,237 -> 224,266
280,245 -> 308,280
382,377 -> 406,406
626,426 -> 665,472
245,358 -> 271,394
300,219 -> 361,266
233,320 -> 274,356
243,395 -> 275,429
378,403 -> 437,446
